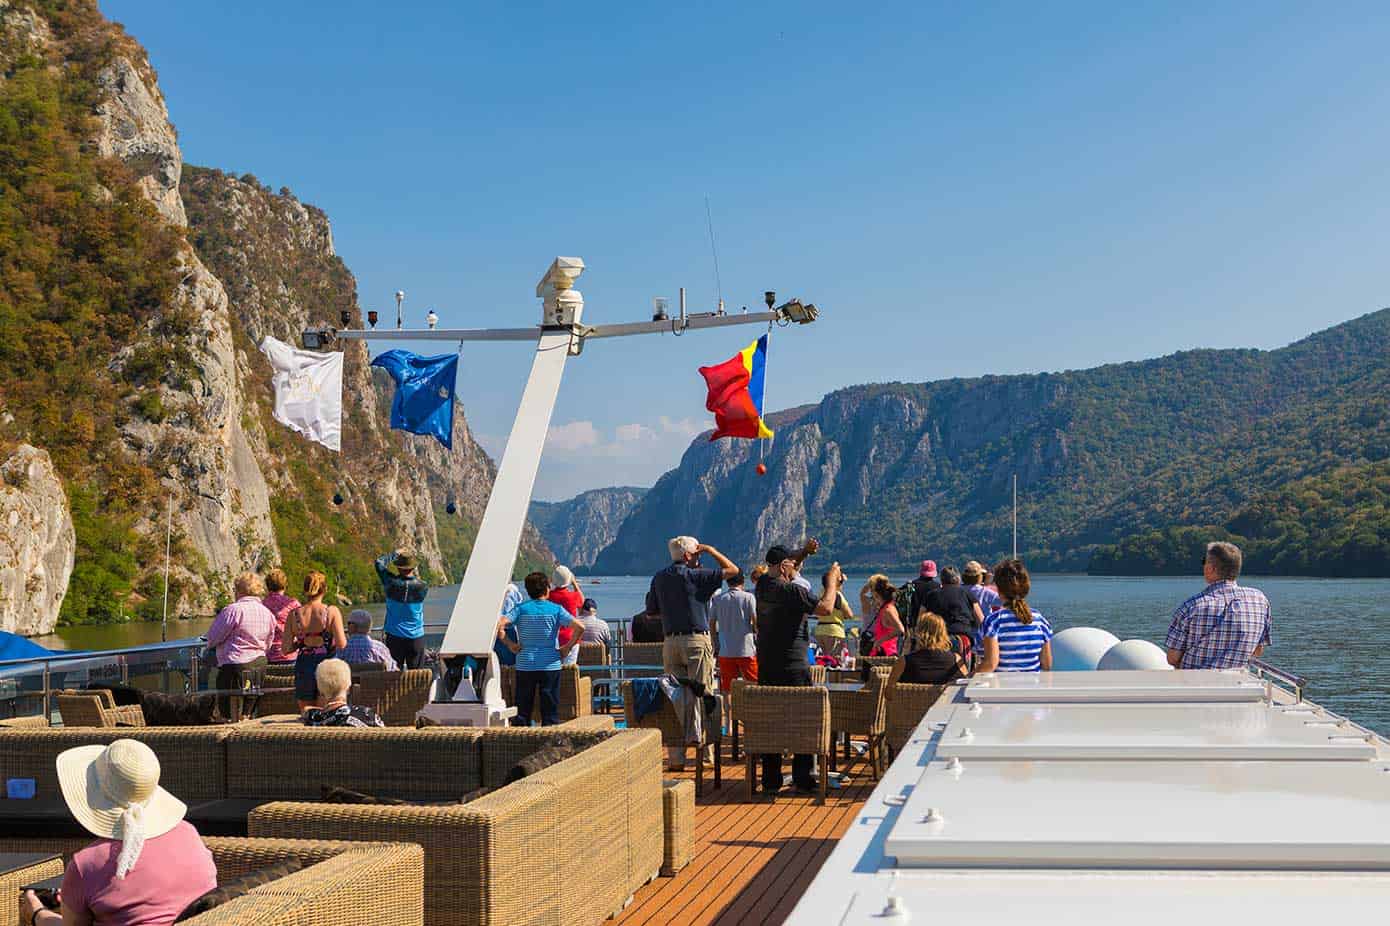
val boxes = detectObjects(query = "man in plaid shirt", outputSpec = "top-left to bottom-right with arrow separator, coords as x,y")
1165,541 -> 1271,669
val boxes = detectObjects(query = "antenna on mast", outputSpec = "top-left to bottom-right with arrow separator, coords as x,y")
705,195 -> 724,314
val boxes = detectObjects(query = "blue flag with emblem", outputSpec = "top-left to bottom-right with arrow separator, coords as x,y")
370,349 -> 459,449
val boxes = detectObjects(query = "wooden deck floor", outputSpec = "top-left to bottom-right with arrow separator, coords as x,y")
614,749 -> 874,926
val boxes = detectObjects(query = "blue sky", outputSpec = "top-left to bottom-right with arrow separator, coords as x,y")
102,1 -> 1390,499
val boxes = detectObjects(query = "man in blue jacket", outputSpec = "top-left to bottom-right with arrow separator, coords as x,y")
375,550 -> 429,669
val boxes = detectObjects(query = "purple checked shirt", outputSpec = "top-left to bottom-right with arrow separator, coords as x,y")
206,596 -> 276,666
1165,580 -> 1271,670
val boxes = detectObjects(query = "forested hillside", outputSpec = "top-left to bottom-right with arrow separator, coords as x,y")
593,311 -> 1390,576
0,0 -> 546,629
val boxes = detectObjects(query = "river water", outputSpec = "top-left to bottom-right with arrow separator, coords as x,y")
34,574 -> 1390,734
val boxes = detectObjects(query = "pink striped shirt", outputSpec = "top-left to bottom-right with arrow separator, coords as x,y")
206,596 -> 275,666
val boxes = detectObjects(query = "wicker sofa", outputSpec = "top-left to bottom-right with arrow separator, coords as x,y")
247,723 -> 661,926
0,716 -> 661,926
0,837 -> 422,926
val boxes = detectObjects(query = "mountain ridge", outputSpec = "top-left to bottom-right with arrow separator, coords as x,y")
590,309 -> 1390,576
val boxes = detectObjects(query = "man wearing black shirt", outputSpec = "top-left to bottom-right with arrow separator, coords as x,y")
918,565 -> 985,653
754,540 -> 841,794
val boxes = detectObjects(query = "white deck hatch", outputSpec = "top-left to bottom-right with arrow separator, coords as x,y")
886,758 -> 1390,868
936,702 -> 1377,760
964,669 -> 1266,703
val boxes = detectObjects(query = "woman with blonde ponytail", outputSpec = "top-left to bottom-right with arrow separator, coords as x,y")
284,571 -> 348,710
976,559 -> 1053,672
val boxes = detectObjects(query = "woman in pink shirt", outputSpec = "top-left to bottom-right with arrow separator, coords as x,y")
261,568 -> 301,665
22,739 -> 216,926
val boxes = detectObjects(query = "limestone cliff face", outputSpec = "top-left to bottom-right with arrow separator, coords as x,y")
0,0 -> 545,629
90,46 -> 277,606
530,487 -> 647,572
180,167 -> 551,587
0,446 -> 75,635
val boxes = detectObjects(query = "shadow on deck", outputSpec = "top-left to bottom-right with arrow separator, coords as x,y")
614,749 -> 874,926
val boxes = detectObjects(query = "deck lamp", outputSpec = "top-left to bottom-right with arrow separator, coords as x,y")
340,310 -> 351,327
764,291 -> 776,309
367,310 -> 378,329
445,499 -> 457,515
301,328 -> 333,349
777,299 -> 819,325
427,309 -> 439,330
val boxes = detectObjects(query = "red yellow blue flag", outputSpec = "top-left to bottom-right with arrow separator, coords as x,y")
698,335 -> 774,441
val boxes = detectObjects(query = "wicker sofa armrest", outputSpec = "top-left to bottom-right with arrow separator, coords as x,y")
250,784 -> 562,926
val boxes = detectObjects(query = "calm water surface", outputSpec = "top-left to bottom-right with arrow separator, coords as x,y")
36,574 -> 1390,734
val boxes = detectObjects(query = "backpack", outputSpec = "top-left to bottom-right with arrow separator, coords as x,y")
894,583 -> 916,629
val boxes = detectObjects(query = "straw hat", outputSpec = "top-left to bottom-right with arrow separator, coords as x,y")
552,565 -> 574,588
57,740 -> 186,874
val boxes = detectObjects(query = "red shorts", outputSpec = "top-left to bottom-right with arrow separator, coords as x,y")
718,656 -> 758,692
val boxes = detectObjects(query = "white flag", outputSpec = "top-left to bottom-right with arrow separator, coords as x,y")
259,336 -> 343,452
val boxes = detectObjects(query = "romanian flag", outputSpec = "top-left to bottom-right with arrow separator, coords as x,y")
698,335 -> 774,441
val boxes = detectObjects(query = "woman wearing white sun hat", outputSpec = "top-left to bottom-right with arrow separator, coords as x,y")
21,739 -> 215,926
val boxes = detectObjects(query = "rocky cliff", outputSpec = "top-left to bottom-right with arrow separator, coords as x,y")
530,487 -> 646,572
592,309 -> 1390,576
181,167 -> 550,592
0,446 -> 75,634
0,0 -> 545,631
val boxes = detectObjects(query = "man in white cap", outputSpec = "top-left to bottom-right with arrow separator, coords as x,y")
23,740 -> 216,925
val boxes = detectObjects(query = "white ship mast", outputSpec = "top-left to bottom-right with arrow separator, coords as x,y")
309,257 -> 817,702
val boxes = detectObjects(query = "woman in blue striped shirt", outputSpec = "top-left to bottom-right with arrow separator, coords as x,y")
976,560 -> 1053,673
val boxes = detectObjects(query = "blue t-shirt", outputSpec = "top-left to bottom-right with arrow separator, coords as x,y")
981,608 -> 1053,672
513,599 -> 571,672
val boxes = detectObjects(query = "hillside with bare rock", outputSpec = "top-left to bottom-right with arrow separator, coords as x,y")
0,0 -> 545,630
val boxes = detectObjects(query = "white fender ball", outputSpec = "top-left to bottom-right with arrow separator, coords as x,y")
1097,638 -> 1172,671
1050,627 -> 1121,671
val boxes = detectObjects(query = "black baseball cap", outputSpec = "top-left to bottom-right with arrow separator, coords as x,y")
765,545 -> 794,565
581,598 -> 598,612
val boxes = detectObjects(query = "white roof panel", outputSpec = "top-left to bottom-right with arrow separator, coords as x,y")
964,669 -> 1266,703
805,871 -> 1390,925
937,702 -> 1376,760
887,758 -> 1390,868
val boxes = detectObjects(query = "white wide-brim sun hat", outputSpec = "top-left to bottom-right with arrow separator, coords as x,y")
56,740 -> 186,841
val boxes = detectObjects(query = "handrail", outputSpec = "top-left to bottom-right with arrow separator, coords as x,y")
1249,657 -> 1306,703
0,638 -> 202,670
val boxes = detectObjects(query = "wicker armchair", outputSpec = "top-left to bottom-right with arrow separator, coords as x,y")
499,665 -> 592,723
885,682 -> 949,758
576,641 -> 608,666
0,854 -> 62,925
55,690 -> 144,728
739,685 -> 831,804
352,668 -> 434,725
0,837 -> 422,926
621,680 -> 721,796
727,677 -> 749,762
621,641 -> 665,677
808,664 -> 827,685
828,665 -> 891,779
